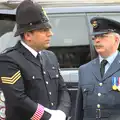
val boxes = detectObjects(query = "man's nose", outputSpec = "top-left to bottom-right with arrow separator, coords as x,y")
48,29 -> 53,36
94,37 -> 100,42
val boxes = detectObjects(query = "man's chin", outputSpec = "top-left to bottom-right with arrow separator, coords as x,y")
96,50 -> 105,55
44,44 -> 50,49
97,51 -> 108,57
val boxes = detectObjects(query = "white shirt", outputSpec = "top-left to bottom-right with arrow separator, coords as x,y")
99,50 -> 118,73
20,40 -> 41,57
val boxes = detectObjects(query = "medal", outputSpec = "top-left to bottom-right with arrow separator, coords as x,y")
112,77 -> 118,90
118,77 -> 120,91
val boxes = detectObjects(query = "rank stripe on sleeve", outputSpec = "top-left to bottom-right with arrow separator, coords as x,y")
1,70 -> 21,84
1,70 -> 20,80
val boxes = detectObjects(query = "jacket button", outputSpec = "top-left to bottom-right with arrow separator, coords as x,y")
97,104 -> 100,108
83,89 -> 86,92
32,76 -> 35,79
56,74 -> 59,78
49,92 -> 51,95
43,71 -> 46,74
29,23 -> 32,25
99,83 -> 103,86
98,93 -> 101,96
52,67 -> 55,69
46,81 -> 48,84
51,103 -> 54,106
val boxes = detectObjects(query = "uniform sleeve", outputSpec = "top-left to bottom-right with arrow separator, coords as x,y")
74,68 -> 84,120
56,62 -> 71,117
0,55 -> 44,119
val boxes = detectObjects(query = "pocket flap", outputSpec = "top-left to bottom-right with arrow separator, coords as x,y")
48,69 -> 59,79
81,84 -> 94,93
29,74 -> 42,81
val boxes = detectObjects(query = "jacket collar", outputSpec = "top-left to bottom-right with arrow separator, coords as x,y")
92,53 -> 120,81
14,41 -> 41,67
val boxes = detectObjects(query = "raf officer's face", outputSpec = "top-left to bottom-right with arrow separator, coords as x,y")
24,28 -> 53,51
93,33 -> 119,57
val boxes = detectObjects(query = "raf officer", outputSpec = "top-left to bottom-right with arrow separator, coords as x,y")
0,0 -> 71,120
75,17 -> 120,120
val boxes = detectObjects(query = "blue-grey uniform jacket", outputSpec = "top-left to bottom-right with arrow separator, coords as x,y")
75,53 -> 120,120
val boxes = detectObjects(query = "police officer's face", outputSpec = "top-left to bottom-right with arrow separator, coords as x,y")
24,28 -> 53,51
93,33 -> 119,57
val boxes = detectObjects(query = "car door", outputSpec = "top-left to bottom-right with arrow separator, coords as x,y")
48,12 -> 91,120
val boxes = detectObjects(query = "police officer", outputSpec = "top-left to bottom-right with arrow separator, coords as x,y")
0,0 -> 71,120
75,17 -> 120,120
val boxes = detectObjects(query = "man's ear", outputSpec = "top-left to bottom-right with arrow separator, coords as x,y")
24,32 -> 32,41
115,36 -> 118,42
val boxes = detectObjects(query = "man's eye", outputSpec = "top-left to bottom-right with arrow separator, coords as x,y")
94,35 -> 105,38
100,35 -> 104,38
94,35 -> 100,38
43,28 -> 49,31
92,34 -> 107,40
39,28 -> 49,32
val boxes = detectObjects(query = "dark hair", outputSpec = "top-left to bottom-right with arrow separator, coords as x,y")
20,33 -> 24,40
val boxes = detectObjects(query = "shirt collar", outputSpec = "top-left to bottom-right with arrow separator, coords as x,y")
20,40 -> 41,58
99,50 -> 118,65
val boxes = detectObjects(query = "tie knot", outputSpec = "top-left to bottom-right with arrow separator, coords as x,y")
36,53 -> 40,59
101,59 -> 108,66
36,53 -> 42,63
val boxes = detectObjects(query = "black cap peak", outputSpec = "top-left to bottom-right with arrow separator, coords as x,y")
90,17 -> 120,35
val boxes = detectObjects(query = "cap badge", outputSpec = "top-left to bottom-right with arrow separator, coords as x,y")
42,7 -> 49,20
112,77 -> 118,91
92,20 -> 98,28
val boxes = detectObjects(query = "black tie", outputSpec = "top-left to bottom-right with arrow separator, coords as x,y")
36,53 -> 43,65
100,59 -> 108,78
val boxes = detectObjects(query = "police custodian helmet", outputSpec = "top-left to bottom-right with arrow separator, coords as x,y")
14,0 -> 51,37
90,17 -> 120,36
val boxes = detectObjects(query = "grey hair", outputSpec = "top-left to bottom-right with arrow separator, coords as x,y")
113,33 -> 120,43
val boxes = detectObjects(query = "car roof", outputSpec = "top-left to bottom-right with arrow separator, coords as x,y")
1,4 -> 120,15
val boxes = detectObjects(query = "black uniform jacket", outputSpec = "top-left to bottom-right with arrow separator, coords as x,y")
0,41 -> 71,120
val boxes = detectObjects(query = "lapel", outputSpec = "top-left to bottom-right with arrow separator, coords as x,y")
103,52 -> 120,80
92,57 -> 102,81
15,41 -> 41,67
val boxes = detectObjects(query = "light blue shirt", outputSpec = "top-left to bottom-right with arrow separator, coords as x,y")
99,50 -> 118,73
20,40 -> 41,58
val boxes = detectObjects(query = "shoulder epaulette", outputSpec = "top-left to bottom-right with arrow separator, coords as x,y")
1,47 -> 15,54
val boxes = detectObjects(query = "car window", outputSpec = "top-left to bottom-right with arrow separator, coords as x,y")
48,14 -> 91,68
0,19 -> 15,53
0,19 -> 15,37
49,13 -> 89,46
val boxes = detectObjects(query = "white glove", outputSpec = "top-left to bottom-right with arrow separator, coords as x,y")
44,107 -> 57,120
44,108 -> 66,120
56,110 -> 66,120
